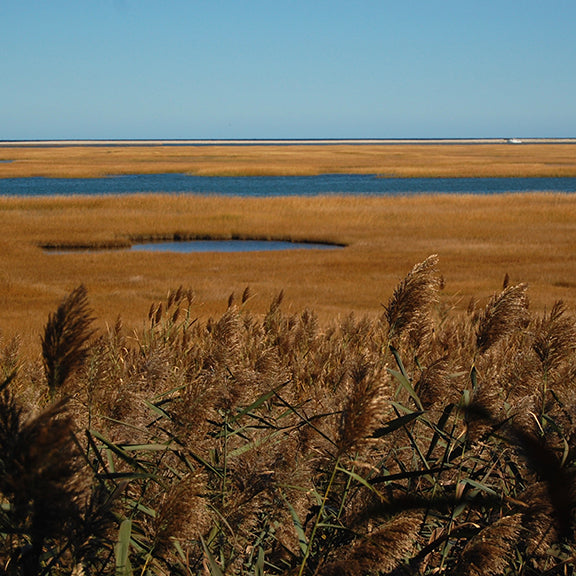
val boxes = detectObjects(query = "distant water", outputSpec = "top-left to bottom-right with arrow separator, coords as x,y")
2,173 -> 576,197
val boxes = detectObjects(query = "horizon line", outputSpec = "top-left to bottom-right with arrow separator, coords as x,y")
2,137 -> 576,147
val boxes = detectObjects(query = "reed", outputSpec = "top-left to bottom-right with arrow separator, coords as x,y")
1,257 -> 575,574
41,285 -> 95,397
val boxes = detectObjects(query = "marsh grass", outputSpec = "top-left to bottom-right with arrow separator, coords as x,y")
2,193 -> 576,355
1,257 -> 576,574
2,143 -> 576,178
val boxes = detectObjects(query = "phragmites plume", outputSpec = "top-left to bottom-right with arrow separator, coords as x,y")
384,254 -> 441,349
338,361 -> 387,456
319,512 -> 421,576
225,287 -> 252,308
0,396 -> 88,575
152,473 -> 209,557
475,283 -> 529,354
533,300 -> 576,373
414,356 -> 454,409
42,285 -> 95,395
166,285 -> 194,310
263,290 -> 285,333
456,514 -> 523,576
521,482 -> 561,557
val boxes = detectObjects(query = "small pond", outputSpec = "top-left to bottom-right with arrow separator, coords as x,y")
46,239 -> 343,253
131,240 -> 341,253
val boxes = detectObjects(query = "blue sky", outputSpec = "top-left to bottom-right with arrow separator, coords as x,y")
2,1 -> 575,140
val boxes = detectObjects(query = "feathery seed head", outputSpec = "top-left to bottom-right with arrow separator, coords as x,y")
41,285 -> 95,395
384,254 -> 441,350
476,283 -> 529,354
338,361 -> 388,456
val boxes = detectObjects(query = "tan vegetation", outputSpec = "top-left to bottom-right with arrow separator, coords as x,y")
2,257 -> 576,574
1,192 -> 576,355
2,144 -> 576,573
2,143 -> 576,178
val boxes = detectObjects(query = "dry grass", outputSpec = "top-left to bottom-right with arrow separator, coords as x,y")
2,143 -> 576,177
3,145 -> 576,573
2,257 -> 576,574
2,143 -> 576,356
1,192 -> 576,355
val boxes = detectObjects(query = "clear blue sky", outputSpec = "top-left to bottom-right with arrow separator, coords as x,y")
2,1 -> 575,140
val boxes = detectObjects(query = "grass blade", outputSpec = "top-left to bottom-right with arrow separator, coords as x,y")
201,535 -> 225,576
283,496 -> 308,555
115,519 -> 133,576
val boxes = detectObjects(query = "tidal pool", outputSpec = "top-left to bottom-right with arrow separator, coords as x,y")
45,239 -> 343,253
131,239 -> 341,253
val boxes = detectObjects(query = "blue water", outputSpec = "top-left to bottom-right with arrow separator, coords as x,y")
131,240 -> 340,253
1,173 -> 576,197
49,239 -> 341,253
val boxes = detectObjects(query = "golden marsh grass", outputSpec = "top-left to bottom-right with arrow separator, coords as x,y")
2,142 -> 576,177
2,142 -> 576,356
1,191 -> 576,355
3,256 -> 576,574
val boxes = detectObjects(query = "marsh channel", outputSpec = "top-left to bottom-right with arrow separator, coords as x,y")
3,174 -> 576,197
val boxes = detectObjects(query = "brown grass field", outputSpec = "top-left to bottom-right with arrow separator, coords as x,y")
3,143 -> 576,574
2,142 -> 576,177
1,143 -> 576,355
